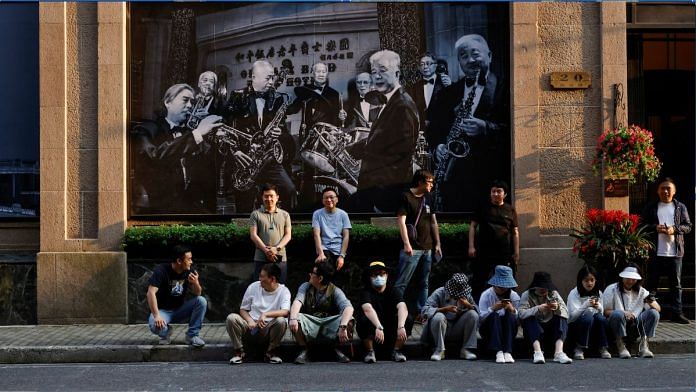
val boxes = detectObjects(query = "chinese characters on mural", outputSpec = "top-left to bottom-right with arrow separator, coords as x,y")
129,2 -> 510,216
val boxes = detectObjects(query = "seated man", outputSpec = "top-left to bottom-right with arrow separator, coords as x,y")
226,263 -> 291,364
146,244 -> 207,347
289,262 -> 354,364
421,273 -> 479,361
357,261 -> 412,363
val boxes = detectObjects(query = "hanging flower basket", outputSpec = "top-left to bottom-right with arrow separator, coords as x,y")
591,125 -> 661,183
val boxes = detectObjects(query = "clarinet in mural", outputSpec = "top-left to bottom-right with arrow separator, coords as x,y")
433,68 -> 480,210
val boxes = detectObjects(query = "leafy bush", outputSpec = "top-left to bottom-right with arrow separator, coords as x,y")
123,222 -> 470,260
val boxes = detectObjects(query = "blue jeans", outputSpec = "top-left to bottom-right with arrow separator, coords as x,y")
481,311 -> 518,353
521,314 -> 568,344
149,296 -> 207,338
607,309 -> 660,339
394,249 -> 432,312
570,311 -> 609,349
646,256 -> 682,314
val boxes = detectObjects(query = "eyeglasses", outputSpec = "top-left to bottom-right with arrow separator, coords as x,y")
323,196 -> 337,200
420,62 -> 435,67
425,179 -> 434,184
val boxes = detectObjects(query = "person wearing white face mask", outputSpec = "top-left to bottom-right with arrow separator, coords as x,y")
356,261 -> 412,363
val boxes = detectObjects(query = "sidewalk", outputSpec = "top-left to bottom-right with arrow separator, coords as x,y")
0,321 -> 693,364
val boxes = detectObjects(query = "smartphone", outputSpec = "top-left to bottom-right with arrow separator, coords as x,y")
501,299 -> 512,304
434,252 -> 443,264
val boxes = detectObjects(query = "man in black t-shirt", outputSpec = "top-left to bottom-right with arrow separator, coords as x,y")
147,244 -> 207,347
395,170 -> 442,322
468,180 -> 519,300
357,261 -> 412,363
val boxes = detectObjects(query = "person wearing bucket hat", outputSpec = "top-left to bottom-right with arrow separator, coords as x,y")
477,265 -> 520,363
518,271 -> 572,364
603,263 -> 661,359
356,261 -> 413,363
420,273 -> 479,361
566,265 -> 611,360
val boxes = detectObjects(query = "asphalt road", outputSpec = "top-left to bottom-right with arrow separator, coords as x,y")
0,354 -> 693,391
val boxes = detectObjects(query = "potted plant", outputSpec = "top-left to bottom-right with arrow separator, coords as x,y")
591,125 -> 661,183
570,208 -> 653,285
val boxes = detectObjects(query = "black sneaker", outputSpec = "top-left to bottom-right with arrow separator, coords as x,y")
672,313 -> 690,324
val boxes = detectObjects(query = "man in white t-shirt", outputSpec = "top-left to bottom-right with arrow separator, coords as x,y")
641,177 -> 692,324
226,263 -> 291,364
312,187 -> 352,287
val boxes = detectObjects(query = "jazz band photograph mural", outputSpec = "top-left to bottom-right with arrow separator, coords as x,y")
128,2 -> 510,216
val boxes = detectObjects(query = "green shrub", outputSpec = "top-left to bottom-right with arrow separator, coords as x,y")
122,222 -> 470,260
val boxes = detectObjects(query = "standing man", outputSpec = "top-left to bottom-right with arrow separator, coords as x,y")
347,50 -> 420,212
146,244 -> 207,348
429,34 -> 509,212
408,53 -> 451,148
250,184 -> 292,284
226,60 -> 296,212
346,72 -> 380,129
133,83 -> 222,214
641,177 -> 692,324
395,169 -> 442,322
227,263 -> 291,364
289,262 -> 354,364
312,187 -> 352,288
358,261 -> 411,363
468,179 -> 520,299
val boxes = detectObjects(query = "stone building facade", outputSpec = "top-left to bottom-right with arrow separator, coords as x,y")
0,2 -> 691,323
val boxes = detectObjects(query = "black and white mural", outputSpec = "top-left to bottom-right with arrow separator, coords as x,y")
128,2 -> 510,216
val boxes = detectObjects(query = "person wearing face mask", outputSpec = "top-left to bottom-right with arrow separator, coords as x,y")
603,263 -> 661,359
477,265 -> 520,364
356,261 -> 412,364
421,273 -> 479,361
518,271 -> 573,364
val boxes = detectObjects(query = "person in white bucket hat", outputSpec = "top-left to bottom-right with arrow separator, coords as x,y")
602,263 -> 661,359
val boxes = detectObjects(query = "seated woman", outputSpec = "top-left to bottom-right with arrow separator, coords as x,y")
519,271 -> 573,364
603,263 -> 661,359
356,261 -> 413,364
567,265 -> 611,360
421,273 -> 479,361
478,265 -> 520,364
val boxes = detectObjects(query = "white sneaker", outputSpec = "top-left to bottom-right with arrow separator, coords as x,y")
553,351 -> 573,364
533,351 -> 545,364
363,350 -> 376,364
573,347 -> 585,360
430,349 -> 445,361
495,351 -> 505,363
617,341 -> 631,359
504,352 -> 515,363
460,349 -> 477,360
599,347 -> 612,359
639,338 -> 654,358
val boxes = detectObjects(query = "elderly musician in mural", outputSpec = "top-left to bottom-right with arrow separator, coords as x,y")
133,83 -> 221,214
429,34 -> 509,213
347,50 -> 420,213
346,72 -> 381,129
408,53 -> 451,149
222,60 -> 297,212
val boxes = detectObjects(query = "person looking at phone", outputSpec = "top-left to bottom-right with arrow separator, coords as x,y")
250,183 -> 292,284
518,271 -> 572,364
603,263 -> 661,359
420,273 -> 479,361
566,265 -> 611,360
477,265 -> 520,363
146,244 -> 207,347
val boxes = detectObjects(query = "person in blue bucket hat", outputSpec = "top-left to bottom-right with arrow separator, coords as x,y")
477,265 -> 520,363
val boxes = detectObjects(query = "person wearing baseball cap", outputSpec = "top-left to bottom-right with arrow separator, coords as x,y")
602,263 -> 661,359
478,265 -> 520,363
356,261 -> 412,364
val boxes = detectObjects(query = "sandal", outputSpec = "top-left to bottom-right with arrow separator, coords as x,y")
229,350 -> 245,365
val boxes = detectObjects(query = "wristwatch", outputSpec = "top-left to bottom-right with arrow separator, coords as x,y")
376,325 -> 384,331
339,253 -> 346,258
339,324 -> 347,330
276,246 -> 282,252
